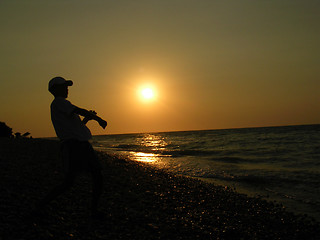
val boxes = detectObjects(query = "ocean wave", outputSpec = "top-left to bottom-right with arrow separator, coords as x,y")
161,149 -> 219,157
210,156 -> 247,163
111,143 -> 221,158
114,144 -> 142,150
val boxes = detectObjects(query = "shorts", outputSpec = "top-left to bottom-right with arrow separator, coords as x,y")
60,139 -> 102,174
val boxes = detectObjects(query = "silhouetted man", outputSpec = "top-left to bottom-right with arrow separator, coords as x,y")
39,76 -> 107,218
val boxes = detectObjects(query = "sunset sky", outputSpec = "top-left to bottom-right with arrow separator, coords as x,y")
1,0 -> 319,138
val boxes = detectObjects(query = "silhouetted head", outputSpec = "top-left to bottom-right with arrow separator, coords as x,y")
48,77 -> 73,98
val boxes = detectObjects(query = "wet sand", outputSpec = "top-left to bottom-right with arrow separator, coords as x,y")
0,138 -> 319,239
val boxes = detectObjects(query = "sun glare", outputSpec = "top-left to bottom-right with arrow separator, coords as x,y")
141,88 -> 154,100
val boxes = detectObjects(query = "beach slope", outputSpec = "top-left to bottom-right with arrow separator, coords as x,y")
0,138 -> 319,239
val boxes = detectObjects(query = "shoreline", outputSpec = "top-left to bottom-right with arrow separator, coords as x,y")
1,138 -> 319,239
98,148 -> 320,222
196,175 -> 320,222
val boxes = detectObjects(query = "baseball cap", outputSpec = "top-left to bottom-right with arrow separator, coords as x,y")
48,76 -> 73,91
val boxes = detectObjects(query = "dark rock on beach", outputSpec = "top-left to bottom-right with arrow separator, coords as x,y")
0,138 -> 319,239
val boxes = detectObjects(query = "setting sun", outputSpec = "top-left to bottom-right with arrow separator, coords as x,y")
141,88 -> 155,100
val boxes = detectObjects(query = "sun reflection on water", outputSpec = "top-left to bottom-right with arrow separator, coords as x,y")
139,134 -> 169,151
129,134 -> 172,163
131,152 -> 159,163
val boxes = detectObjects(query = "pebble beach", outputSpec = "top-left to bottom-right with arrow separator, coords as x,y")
0,138 -> 319,240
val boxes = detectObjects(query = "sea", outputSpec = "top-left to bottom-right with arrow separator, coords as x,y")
92,124 -> 320,221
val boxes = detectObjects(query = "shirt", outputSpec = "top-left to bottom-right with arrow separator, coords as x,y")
50,97 -> 92,141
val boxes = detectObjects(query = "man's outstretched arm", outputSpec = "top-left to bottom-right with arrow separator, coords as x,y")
73,107 -> 107,129
82,110 -> 97,125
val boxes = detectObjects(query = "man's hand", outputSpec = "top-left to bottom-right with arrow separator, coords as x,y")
82,110 -> 97,124
74,107 -> 107,129
98,119 -> 107,129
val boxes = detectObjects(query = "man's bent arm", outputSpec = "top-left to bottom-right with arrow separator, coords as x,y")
73,107 -> 107,129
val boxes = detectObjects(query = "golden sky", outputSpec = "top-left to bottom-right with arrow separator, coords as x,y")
1,0 -> 319,138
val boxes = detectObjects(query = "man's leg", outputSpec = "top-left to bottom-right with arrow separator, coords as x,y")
86,143 -> 104,216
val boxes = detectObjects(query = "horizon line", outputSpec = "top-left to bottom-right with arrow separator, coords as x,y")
91,123 -> 320,137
